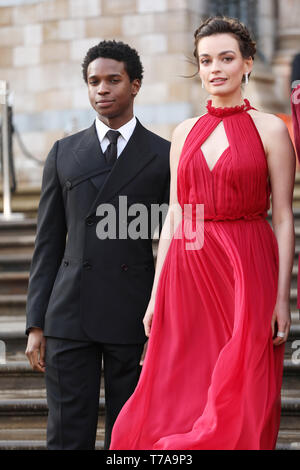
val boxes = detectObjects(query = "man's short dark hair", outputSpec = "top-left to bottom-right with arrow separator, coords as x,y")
82,40 -> 144,84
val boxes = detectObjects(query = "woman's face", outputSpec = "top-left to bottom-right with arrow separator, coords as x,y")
196,33 -> 253,96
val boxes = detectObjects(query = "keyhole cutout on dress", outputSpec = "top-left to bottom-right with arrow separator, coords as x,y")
200,121 -> 230,172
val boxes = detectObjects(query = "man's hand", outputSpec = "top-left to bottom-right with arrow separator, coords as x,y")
25,328 -> 46,373
139,340 -> 148,366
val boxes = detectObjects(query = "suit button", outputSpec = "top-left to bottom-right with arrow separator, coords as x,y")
63,260 -> 69,267
86,216 -> 96,226
65,180 -> 72,190
121,264 -> 129,271
83,261 -> 92,269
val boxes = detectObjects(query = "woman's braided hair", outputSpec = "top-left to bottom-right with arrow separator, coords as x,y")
193,16 -> 256,82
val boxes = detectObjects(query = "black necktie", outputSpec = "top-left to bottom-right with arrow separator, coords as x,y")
104,130 -> 121,165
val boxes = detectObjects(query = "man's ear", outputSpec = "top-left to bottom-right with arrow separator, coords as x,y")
132,79 -> 141,97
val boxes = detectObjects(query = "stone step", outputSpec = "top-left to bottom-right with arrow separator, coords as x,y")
295,244 -> 300,257
282,379 -> 300,396
276,442 -> 300,450
0,397 -> 297,450
0,318 -> 299,361
0,398 -> 105,424
277,324 -> 300,359
0,361 -> 105,395
0,272 -> 29,294
0,425 -> 105,442
0,395 -> 298,423
0,398 -> 104,446
0,360 -> 298,396
289,288 -> 298,310
0,320 -> 28,361
292,263 -> 299,276
289,263 -> 298,289
282,361 -> 300,391
0,295 -> 27,317
0,440 -> 104,450
0,218 -> 37,236
281,399 -> 300,418
0,186 -> 40,216
0,254 -> 32,272
283,359 -> 300,377
280,413 -> 300,427
0,438 -> 297,450
276,429 -> 300,450
0,362 -> 45,392
0,235 -> 35,255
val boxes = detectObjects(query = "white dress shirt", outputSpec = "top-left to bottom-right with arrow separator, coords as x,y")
95,116 -> 137,158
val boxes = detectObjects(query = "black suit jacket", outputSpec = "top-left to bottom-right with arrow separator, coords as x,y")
26,119 -> 170,343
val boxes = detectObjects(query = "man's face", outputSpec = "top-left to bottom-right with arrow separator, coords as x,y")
87,57 -> 140,121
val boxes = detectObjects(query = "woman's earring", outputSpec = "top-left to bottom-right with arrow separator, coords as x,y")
245,72 -> 249,85
201,79 -> 204,89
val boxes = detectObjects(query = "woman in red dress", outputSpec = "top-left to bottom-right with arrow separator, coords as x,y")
110,16 -> 295,450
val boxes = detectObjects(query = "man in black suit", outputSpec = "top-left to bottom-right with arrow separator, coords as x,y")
25,40 -> 170,450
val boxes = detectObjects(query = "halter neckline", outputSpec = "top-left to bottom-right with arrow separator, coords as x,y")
206,98 -> 252,117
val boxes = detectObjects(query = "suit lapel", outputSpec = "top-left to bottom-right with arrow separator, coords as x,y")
86,119 -> 158,217
72,122 -> 108,191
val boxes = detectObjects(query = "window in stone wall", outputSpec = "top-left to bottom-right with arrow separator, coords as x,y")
208,0 -> 258,43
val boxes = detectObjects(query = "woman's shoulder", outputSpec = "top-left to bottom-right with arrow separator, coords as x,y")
172,114 -> 205,141
248,108 -> 291,158
248,108 -> 289,151
169,116 -> 205,166
248,108 -> 288,134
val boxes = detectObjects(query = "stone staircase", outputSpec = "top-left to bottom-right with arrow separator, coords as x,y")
0,181 -> 300,450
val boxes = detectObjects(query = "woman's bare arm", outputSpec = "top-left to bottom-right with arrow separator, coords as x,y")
143,118 -> 198,337
266,115 -> 296,345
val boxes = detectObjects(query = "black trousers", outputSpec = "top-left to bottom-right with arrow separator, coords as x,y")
45,337 -> 144,450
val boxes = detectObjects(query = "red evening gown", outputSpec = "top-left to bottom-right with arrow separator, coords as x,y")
109,99 -> 285,450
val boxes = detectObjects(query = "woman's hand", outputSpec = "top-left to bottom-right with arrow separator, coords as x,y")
271,299 -> 291,346
143,297 -> 156,337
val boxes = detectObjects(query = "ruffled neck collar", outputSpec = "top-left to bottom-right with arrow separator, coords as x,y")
206,98 -> 252,117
